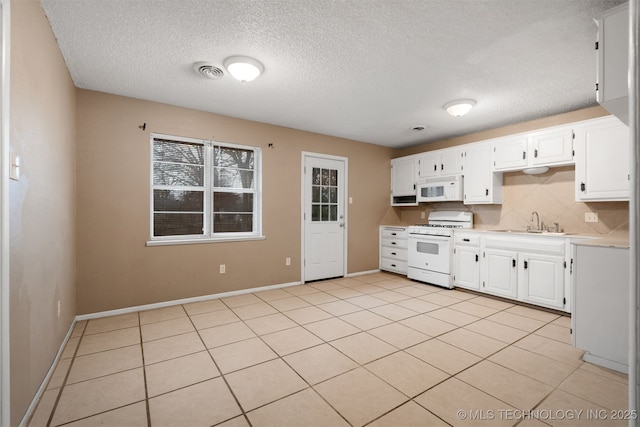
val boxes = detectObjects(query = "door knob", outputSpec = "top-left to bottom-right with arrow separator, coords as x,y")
339,223 -> 345,228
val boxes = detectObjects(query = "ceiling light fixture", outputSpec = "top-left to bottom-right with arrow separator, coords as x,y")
444,99 -> 476,117
223,56 -> 264,83
523,166 -> 550,175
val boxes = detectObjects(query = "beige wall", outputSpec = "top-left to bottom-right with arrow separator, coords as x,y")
9,0 -> 77,425
386,106 -> 629,236
75,90 -> 392,314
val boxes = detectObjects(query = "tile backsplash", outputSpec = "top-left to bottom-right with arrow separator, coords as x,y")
383,166 -> 629,237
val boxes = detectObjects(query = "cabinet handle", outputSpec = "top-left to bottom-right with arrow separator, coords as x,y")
524,260 -> 528,269
522,151 -> 526,160
485,188 -> 489,196
391,242 -> 396,245
391,264 -> 396,268
475,254 -> 479,262
433,164 -> 437,172
580,182 -> 586,192
441,164 -> 444,171
512,259 -> 516,268
391,252 -> 397,256
391,232 -> 397,236
463,238 -> 470,242
534,149 -> 538,158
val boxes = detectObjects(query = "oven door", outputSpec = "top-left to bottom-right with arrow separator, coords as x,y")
408,234 -> 452,274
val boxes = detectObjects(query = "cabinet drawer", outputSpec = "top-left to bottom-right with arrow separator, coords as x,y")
381,228 -> 407,239
381,246 -> 407,260
381,238 -> 408,249
454,234 -> 481,246
380,258 -> 407,273
484,238 -> 565,255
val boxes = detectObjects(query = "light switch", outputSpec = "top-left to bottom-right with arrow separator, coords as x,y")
9,153 -> 20,180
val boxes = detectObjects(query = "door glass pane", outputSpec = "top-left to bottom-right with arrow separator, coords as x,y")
311,167 -> 339,222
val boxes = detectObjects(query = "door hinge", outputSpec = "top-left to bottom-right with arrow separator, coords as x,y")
570,258 -> 573,274
595,83 -> 599,92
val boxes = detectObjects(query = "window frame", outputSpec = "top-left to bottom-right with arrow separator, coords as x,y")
147,133 -> 264,246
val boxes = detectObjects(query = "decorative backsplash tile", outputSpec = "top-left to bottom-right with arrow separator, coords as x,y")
388,166 -> 628,237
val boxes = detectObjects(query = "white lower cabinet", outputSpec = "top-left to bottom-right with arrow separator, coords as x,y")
379,226 -> 408,274
518,252 -> 565,310
453,233 -> 480,290
482,248 -> 518,299
454,231 -> 571,312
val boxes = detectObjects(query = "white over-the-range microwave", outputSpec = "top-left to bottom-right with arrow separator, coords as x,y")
416,175 -> 464,202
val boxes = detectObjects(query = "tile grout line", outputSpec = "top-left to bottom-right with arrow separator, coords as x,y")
182,303 -> 255,427
137,311 -> 152,427
45,321 -> 87,427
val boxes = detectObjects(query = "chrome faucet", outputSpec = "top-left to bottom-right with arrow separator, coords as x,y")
531,211 -> 540,231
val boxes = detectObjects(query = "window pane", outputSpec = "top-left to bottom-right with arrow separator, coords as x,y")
154,213 -> 204,236
330,170 -> 338,186
330,205 -> 337,221
213,192 -> 253,213
312,205 -> 320,221
154,190 -> 204,212
322,187 -> 330,203
312,186 -> 320,203
312,168 -> 321,185
329,188 -> 337,203
213,213 -> 253,232
154,163 -> 204,186
322,169 -> 330,185
153,140 -> 204,164
214,147 -> 254,169
214,168 -> 254,188
321,205 -> 329,221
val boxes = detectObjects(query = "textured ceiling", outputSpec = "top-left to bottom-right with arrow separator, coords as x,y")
40,0 -> 626,148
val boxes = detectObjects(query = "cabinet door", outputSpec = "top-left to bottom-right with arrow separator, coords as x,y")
529,127 -> 574,166
454,246 -> 480,290
483,248 -> 518,298
391,156 -> 417,197
416,152 -> 439,178
463,143 -> 502,204
575,117 -> 629,201
518,253 -> 565,310
597,2 -> 629,124
492,136 -> 528,171
440,148 -> 463,176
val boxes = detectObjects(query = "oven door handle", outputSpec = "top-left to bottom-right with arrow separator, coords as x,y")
409,234 -> 451,241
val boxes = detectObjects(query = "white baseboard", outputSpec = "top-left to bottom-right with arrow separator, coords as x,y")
75,280 -> 303,321
346,269 -> 381,277
19,320 -> 76,427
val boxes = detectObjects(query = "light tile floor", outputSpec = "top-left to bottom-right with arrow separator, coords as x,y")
29,272 -> 629,427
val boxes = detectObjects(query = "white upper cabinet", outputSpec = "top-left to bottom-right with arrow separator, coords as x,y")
462,142 -> 503,204
416,147 -> 463,179
492,135 -> 529,170
596,2 -> 629,125
492,125 -> 574,172
529,126 -> 575,166
574,116 -> 630,201
390,155 -> 418,205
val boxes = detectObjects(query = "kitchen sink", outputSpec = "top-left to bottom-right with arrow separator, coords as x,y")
489,229 -> 569,236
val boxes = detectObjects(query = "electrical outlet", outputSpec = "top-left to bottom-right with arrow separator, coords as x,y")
219,264 -> 226,274
57,300 -> 61,317
349,197 -> 353,204
285,257 -> 291,266
421,212 -> 426,219
585,212 -> 599,223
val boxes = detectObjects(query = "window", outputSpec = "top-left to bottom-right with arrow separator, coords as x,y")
149,134 -> 262,244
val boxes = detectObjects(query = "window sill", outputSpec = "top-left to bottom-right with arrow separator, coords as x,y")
146,235 -> 266,247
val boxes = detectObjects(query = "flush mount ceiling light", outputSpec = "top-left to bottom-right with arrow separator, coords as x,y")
444,99 -> 476,117
523,166 -> 550,175
223,56 -> 264,83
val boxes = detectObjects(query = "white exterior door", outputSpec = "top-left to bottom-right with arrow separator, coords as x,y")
303,154 -> 346,282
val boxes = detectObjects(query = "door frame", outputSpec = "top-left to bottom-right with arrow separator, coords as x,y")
300,152 -> 348,283
0,0 -> 10,424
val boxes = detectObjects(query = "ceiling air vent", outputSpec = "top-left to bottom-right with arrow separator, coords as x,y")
193,62 -> 224,80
